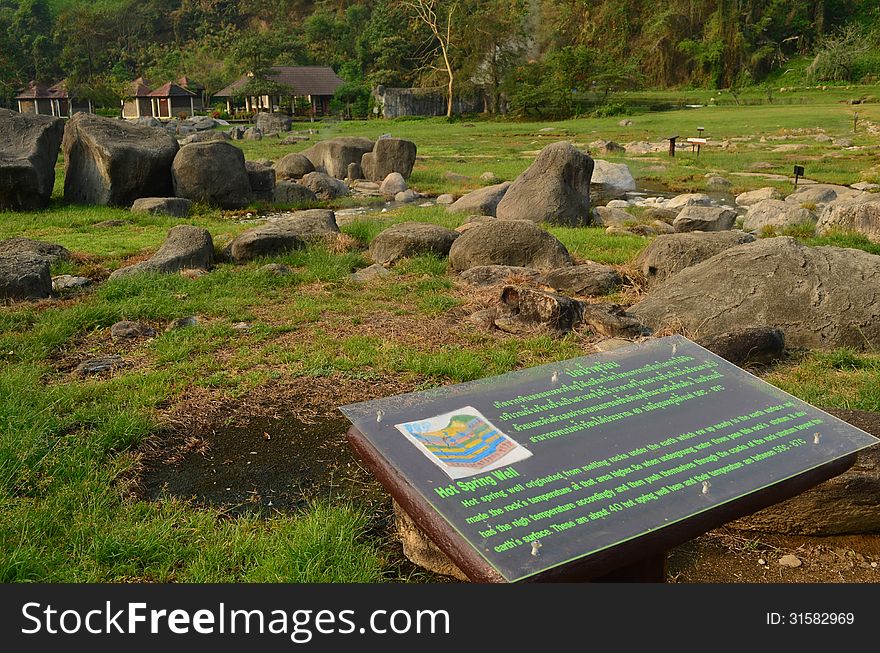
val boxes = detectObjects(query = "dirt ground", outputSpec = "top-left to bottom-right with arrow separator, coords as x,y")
139,384 -> 880,584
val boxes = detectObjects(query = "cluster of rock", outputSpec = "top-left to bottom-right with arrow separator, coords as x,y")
0,237 -> 77,300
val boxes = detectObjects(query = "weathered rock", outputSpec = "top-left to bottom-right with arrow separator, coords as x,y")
361,138 -> 417,181
273,180 -> 318,204
180,130 -> 230,145
705,175 -> 732,191
589,140 -> 625,154
631,237 -> 880,349
634,231 -> 757,287
302,137 -> 374,179
852,182 -> 880,192
245,161 -> 276,202
459,265 -> 544,287
0,238 -> 70,264
394,189 -> 418,203
642,206 -> 680,224
166,316 -> 198,331
446,182 -> 511,216
351,263 -> 392,283
785,183 -> 862,208
109,225 -> 214,278
0,108 -> 65,210
581,304 -> 650,339
260,263 -> 292,275
369,222 -> 458,265
542,262 -> 622,296
743,199 -> 817,232
225,210 -> 339,263
651,220 -> 676,234
495,141 -> 594,226
495,286 -> 584,334
816,194 -> 880,242
110,320 -> 156,340
666,193 -> 712,210
300,171 -> 349,200
0,252 -> 52,299
63,113 -> 179,206
449,220 -> 572,271
443,171 -> 470,184
735,187 -> 783,206
672,205 -> 737,232
480,171 -> 500,183
594,338 -> 636,352
52,275 -> 91,292
134,117 -> 161,128
695,327 -> 785,366
228,126 -> 245,140
594,206 -> 634,227
379,172 -> 407,198
346,161 -> 363,180
243,127 -> 262,140
591,159 -> 636,193
254,112 -> 291,136
76,355 -> 124,375
436,193 -> 454,205
274,153 -> 315,180
393,501 -> 467,581
131,197 -> 193,218
171,141 -> 251,209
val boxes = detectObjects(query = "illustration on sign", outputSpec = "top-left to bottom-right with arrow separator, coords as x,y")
396,406 -> 532,479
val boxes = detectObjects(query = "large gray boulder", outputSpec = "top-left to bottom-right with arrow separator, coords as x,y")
62,113 -> 179,206
634,232 -> 757,287
0,252 -> 52,299
109,225 -> 214,278
672,205 -> 737,232
302,137 -> 374,179
368,222 -> 458,265
446,182 -> 510,216
449,220 -> 572,271
735,187 -> 783,207
0,108 -> 65,210
254,112 -> 291,136
542,262 -> 622,296
131,197 -> 193,218
0,237 -> 71,264
274,153 -> 315,180
630,237 -> 880,350
273,180 -> 317,204
379,172 -> 407,198
300,171 -> 349,200
816,194 -> 880,242
495,141 -> 594,226
361,138 -> 417,181
171,141 -> 251,209
785,183 -> 862,208
245,161 -> 276,202
591,160 -> 636,193
225,210 -> 339,263
742,199 -> 817,232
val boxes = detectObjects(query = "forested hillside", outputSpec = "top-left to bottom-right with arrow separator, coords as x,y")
1,0 -> 879,114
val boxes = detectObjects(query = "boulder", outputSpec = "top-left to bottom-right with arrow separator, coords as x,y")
642,206 -> 680,224
0,252 -> 52,299
243,127 -> 262,140
634,231 -> 757,287
62,113 -> 179,206
446,182 -> 510,216
393,501 -> 467,580
459,265 -> 544,287
302,137 -> 374,179
109,225 -> 214,278
274,153 -> 315,180
300,171 -> 349,200
705,175 -> 732,191
254,112 -> 291,136
665,193 -> 712,210
361,138 -> 417,181
0,108 -> 65,210
631,237 -> 880,349
131,197 -> 193,218
0,237 -> 70,264
171,141 -> 252,209
735,187 -> 783,207
346,162 -> 363,180
76,356 -> 124,375
245,161 -> 276,202
580,303 -> 650,339
589,140 -> 625,154
785,183 -> 862,208
743,199 -> 817,232
695,327 -> 785,366
729,407 -> 880,534
495,141 -> 594,226
591,160 -> 636,192
394,189 -> 419,203
480,171 -> 500,183
134,117 -> 161,128
542,262 -> 622,296
436,193 -> 454,205
594,206 -> 634,227
229,126 -> 245,140
351,263 -> 392,283
494,286 -> 584,334
449,220 -> 572,271
52,275 -> 91,292
274,180 -> 318,204
369,222 -> 458,265
672,205 -> 737,232
180,131 -> 230,145
816,194 -> 880,242
225,210 -> 338,263
379,172 -> 407,198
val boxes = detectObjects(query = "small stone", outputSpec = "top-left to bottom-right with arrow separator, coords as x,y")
180,268 -> 207,279
351,263 -> 392,283
394,189 -> 419,203
232,322 -> 252,332
166,316 -> 198,331
778,554 -> 802,568
758,558 -> 767,566
594,338 -> 634,352
76,355 -> 124,375
111,320 -> 156,340
259,263 -> 292,275
52,275 -> 92,292
436,193 -> 454,205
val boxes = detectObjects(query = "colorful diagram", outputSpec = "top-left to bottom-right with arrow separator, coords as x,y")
396,407 -> 532,479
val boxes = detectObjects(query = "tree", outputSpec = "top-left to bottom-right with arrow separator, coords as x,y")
402,0 -> 458,117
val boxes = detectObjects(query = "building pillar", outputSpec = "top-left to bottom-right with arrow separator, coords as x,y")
190,97 -> 195,116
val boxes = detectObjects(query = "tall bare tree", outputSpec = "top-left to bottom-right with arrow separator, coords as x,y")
403,0 -> 458,117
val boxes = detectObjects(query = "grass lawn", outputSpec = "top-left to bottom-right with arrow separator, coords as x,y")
2,95 -> 880,582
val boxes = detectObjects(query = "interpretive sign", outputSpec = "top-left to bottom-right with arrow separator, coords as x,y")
340,336 -> 877,583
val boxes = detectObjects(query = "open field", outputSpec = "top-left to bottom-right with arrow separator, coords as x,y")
2,97 -> 880,582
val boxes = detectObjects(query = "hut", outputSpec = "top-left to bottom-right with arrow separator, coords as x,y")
121,77 -> 154,119
15,80 -> 92,117
177,76 -> 206,110
149,82 -> 199,118
214,66 -> 344,116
